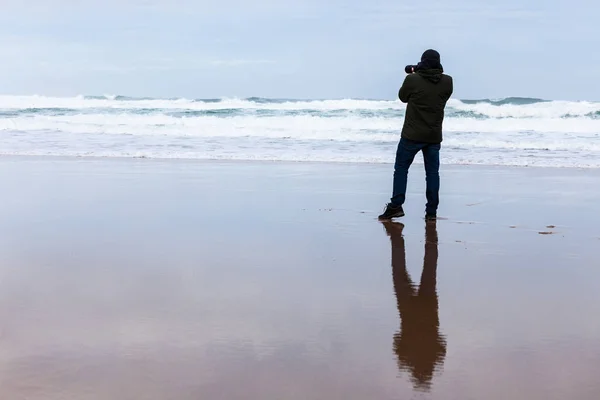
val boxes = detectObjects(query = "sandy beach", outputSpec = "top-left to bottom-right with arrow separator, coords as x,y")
0,156 -> 599,400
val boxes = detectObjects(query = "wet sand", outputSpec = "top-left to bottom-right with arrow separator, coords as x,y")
0,156 -> 599,400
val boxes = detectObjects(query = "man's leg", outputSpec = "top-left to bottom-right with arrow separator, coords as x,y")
391,139 -> 420,206
422,143 -> 441,216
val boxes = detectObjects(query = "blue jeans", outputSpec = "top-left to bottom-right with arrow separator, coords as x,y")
391,138 -> 441,215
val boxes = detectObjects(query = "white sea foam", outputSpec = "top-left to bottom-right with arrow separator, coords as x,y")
1,95 -> 599,167
458,101 -> 600,118
0,95 -> 598,117
0,95 -> 400,111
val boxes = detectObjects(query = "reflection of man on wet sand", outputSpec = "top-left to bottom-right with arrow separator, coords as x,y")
382,221 -> 446,391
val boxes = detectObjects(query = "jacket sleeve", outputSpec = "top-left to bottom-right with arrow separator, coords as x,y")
442,76 -> 454,101
398,76 -> 413,103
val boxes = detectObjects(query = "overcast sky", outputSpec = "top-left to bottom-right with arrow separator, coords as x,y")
1,0 -> 598,100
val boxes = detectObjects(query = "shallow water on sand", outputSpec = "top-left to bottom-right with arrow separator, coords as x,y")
0,158 -> 599,399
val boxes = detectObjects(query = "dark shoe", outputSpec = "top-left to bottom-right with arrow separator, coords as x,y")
378,203 -> 405,220
425,213 -> 437,222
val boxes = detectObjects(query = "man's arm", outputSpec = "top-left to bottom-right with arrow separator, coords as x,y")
442,76 -> 454,102
398,75 -> 413,103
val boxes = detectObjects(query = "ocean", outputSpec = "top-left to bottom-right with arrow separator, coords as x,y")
1,95 -> 599,168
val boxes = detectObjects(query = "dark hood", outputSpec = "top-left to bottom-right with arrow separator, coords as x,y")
415,49 -> 444,83
416,68 -> 444,83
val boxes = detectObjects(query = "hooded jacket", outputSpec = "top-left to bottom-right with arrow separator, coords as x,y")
398,52 -> 453,144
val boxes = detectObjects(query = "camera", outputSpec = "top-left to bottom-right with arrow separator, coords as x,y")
405,65 -> 417,74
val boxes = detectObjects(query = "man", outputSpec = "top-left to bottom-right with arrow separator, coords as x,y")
379,49 -> 453,221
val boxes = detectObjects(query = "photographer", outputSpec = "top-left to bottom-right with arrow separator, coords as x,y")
379,49 -> 453,221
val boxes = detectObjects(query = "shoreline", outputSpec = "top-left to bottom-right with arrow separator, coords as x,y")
2,153 -> 599,172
